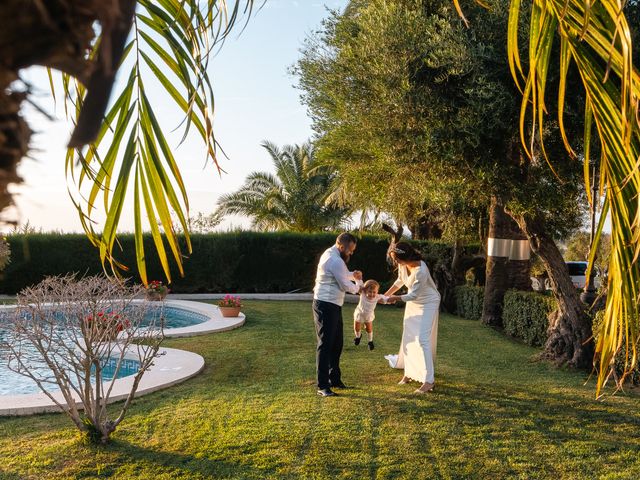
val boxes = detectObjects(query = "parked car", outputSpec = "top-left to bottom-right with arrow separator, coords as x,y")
565,261 -> 602,289
531,261 -> 600,291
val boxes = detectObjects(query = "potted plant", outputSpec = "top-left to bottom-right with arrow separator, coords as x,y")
218,295 -> 242,317
146,280 -> 169,301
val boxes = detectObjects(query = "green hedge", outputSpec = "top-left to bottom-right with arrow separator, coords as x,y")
454,285 -> 484,320
503,290 -> 557,347
0,232 -> 451,295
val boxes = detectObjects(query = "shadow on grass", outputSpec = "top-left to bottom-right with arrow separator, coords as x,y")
343,380 -> 640,444
108,439 -> 276,479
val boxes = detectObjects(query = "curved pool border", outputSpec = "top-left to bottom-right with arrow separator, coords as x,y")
0,299 -> 245,415
0,346 -> 205,416
158,299 -> 245,337
0,299 -> 245,338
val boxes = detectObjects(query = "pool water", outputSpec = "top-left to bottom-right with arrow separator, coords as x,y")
0,305 -> 207,396
101,357 -> 141,379
149,306 -> 208,328
0,355 -> 142,396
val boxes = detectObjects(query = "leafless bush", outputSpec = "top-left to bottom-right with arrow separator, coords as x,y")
0,275 -> 164,443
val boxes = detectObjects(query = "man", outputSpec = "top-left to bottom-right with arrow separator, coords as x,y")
312,233 -> 363,397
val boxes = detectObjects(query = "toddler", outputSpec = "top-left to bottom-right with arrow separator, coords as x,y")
353,279 -> 387,351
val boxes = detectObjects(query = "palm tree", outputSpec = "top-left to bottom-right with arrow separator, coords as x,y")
215,141 -> 349,232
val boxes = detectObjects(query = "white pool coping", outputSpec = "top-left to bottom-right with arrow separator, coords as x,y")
0,346 -> 205,416
0,299 -> 245,415
0,299 -> 245,338
159,299 -> 245,337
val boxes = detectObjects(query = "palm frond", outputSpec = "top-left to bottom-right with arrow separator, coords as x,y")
506,0 -> 640,394
56,0 -> 255,283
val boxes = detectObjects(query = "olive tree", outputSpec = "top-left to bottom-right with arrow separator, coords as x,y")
294,0 -> 590,363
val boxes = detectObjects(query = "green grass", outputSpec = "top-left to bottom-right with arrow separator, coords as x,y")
1,300 -> 639,479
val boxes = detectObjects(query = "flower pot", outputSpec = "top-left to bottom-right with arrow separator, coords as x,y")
219,306 -> 241,317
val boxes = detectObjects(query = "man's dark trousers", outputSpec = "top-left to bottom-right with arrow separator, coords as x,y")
312,299 -> 344,389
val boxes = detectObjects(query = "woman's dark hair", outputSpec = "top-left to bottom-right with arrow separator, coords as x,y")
388,241 -> 423,265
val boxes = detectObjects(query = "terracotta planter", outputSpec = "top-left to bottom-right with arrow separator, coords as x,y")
219,306 -> 241,317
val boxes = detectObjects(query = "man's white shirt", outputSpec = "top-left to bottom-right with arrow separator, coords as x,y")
313,246 -> 363,306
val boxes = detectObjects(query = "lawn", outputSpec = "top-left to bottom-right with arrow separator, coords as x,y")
0,300 -> 639,479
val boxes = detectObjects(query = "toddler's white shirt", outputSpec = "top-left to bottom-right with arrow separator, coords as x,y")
354,293 -> 386,318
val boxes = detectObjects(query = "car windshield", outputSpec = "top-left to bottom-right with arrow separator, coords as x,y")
567,263 -> 587,276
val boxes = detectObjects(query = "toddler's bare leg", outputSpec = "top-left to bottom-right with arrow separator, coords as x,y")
364,322 -> 373,341
353,320 -> 362,345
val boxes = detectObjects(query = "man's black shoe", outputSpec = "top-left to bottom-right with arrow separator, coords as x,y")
354,336 -> 361,346
317,388 -> 337,397
368,341 -> 375,351
330,381 -> 349,389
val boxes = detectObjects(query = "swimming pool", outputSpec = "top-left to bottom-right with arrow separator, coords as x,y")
0,304 -> 207,396
0,300 -> 243,409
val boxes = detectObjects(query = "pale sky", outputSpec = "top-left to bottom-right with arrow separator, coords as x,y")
7,0 -> 349,233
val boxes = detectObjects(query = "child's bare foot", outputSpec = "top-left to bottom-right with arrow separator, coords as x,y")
398,376 -> 411,385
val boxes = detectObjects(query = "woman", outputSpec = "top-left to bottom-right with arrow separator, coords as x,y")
384,242 -> 440,394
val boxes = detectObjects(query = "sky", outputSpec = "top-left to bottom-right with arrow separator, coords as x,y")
7,0 -> 349,233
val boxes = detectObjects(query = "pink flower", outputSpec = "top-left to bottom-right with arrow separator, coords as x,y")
219,294 -> 242,308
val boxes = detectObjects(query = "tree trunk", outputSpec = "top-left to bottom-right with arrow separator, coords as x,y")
409,215 -> 443,240
507,228 -> 532,291
482,196 -> 518,327
0,91 -> 28,212
512,213 -> 593,368
0,1 -> 99,215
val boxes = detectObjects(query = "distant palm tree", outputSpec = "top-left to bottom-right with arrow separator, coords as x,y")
215,141 -> 349,232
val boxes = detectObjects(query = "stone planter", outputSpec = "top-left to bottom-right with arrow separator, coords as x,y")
219,306 -> 241,318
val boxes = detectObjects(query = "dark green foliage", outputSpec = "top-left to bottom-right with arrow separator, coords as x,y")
416,242 -> 457,269
454,285 -> 484,320
503,290 -> 557,346
0,233 -> 447,294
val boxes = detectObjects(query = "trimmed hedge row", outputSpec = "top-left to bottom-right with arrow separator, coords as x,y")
453,286 -> 559,348
454,285 -> 484,320
0,232 -> 453,295
502,290 -> 557,347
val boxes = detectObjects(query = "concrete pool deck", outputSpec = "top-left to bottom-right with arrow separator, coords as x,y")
0,299 -> 245,416
0,346 -> 205,416
163,293 -> 359,303
159,299 -> 245,337
0,298 -> 246,338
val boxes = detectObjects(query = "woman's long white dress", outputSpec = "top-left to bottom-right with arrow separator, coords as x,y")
386,261 -> 440,383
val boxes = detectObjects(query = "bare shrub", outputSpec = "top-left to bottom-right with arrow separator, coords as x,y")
0,275 -> 164,443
